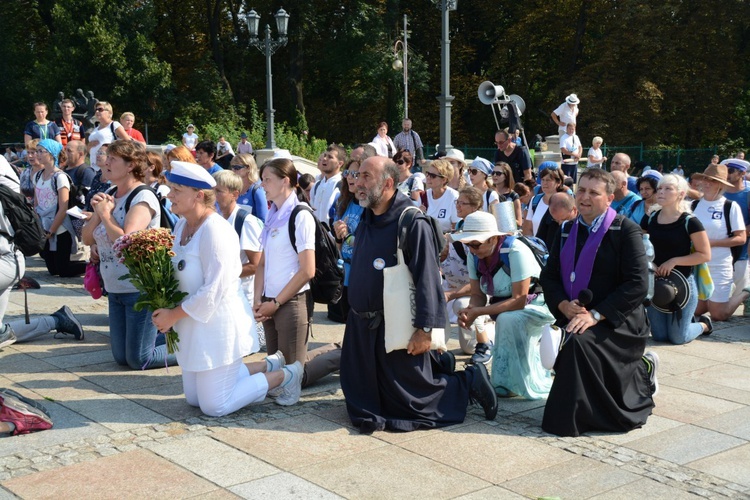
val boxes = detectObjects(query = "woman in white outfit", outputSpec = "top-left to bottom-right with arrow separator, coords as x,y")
152,161 -> 302,416
371,122 -> 396,158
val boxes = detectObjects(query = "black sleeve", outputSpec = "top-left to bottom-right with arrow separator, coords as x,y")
406,217 -> 447,329
687,215 -> 704,234
539,224 -> 567,324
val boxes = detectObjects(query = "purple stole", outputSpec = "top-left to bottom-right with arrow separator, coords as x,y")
560,208 -> 617,300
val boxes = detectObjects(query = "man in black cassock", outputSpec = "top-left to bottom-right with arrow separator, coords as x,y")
340,156 -> 497,434
540,168 -> 658,437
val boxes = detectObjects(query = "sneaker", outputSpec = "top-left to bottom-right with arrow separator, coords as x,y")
0,328 -> 16,349
470,341 -> 493,365
51,306 -> 84,340
435,351 -> 456,375
467,363 -> 498,420
0,394 -> 53,435
0,389 -> 50,417
643,351 -> 660,397
275,361 -> 303,406
698,315 -> 713,336
265,351 -> 286,372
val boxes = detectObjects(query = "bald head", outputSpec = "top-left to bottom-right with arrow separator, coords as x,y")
611,170 -> 630,197
548,192 -> 577,224
610,153 -> 631,173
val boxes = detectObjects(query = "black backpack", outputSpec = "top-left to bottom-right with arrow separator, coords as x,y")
289,204 -> 344,304
397,206 -> 444,264
691,199 -> 742,264
0,183 -> 46,256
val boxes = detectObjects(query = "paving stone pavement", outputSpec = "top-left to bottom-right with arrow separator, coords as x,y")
1,257 -> 749,499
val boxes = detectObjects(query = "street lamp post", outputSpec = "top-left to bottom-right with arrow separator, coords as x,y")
432,0 -> 457,151
392,15 -> 409,119
245,8 -> 290,150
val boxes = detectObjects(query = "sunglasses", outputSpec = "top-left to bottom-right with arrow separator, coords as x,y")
469,168 -> 486,176
425,171 -> 444,179
95,107 -> 106,112
342,170 -> 360,179
395,160 -> 408,165
231,165 -> 247,170
491,171 -> 505,177
465,241 -> 484,249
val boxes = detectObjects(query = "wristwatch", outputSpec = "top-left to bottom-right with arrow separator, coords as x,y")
590,310 -> 602,322
422,327 -> 433,333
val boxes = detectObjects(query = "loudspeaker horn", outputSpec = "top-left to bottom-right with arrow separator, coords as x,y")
478,81 -> 505,105
508,94 -> 526,115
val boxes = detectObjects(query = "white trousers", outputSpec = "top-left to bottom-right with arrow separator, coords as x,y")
182,359 -> 268,417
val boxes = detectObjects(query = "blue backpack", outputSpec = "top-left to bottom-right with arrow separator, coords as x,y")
472,235 -> 547,294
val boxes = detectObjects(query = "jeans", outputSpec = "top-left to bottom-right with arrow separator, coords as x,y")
108,292 -> 177,369
647,274 -> 703,345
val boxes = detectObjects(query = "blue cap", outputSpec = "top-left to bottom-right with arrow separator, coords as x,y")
539,161 -> 560,171
166,161 -> 217,189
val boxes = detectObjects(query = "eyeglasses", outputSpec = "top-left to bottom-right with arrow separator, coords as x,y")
425,171 -> 444,179
465,241 -> 484,249
455,200 -> 473,207
95,107 -> 106,112
231,165 -> 247,171
491,171 -> 505,177
96,151 -> 108,157
35,149 -> 49,155
342,170 -> 360,179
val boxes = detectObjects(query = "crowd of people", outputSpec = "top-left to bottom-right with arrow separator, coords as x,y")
2,96 -> 750,439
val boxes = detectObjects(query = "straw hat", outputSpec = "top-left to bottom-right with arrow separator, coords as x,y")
692,164 -> 733,187
450,212 -> 512,244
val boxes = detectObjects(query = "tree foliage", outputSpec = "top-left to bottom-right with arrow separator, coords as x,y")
3,0 -> 750,160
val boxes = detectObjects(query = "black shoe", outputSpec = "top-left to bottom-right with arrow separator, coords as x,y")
435,351 -> 456,375
467,363 -> 498,420
0,389 -> 50,418
52,306 -> 84,340
698,315 -> 713,336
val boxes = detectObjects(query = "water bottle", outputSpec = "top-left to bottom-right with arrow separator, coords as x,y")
643,234 -> 655,302
336,258 -> 345,282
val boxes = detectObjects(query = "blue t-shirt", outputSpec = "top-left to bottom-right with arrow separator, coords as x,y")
237,180 -> 268,222
332,200 -> 364,287
24,121 -> 61,141
724,188 -> 750,260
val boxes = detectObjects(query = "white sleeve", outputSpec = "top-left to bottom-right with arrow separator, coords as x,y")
294,209 -> 316,252
240,214 -> 263,252
55,172 -> 71,191
729,201 -> 746,234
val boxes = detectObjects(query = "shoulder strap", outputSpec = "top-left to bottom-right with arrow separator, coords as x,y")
532,193 -> 543,212
485,190 -> 491,208
691,199 -> 699,211
124,185 -> 153,213
110,122 -> 116,138
312,180 -> 322,200
723,199 -> 733,236
498,235 -> 515,275
288,204 -> 313,253
234,208 -> 249,237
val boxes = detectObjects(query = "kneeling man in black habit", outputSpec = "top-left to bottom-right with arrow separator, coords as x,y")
539,168 -> 659,437
339,155 -> 497,433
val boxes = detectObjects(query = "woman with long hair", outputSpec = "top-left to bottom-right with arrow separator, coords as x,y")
330,158 -> 365,323
492,162 -> 523,227
642,174 -> 712,344
254,158 -> 341,397
231,153 -> 267,222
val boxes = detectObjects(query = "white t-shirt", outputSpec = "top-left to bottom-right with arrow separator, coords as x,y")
427,187 -> 460,233
560,133 -> 581,163
0,156 -> 20,193
182,132 -> 199,150
693,197 -> 745,266
227,205 -> 264,303
263,204 -> 316,298
34,171 -> 71,235
89,121 -> 123,162
553,103 -> 578,135
310,174 -> 342,223
481,189 -> 500,213
93,186 -> 161,294
396,174 -> 425,204
526,196 -> 549,236
587,147 -> 603,168
237,141 -> 254,155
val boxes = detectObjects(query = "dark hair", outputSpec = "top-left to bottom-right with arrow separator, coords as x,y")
579,168 -> 616,195
336,159 -> 361,218
540,167 -> 566,192
298,173 -> 315,190
327,144 -> 347,165
637,175 -> 659,192
392,149 -> 413,166
378,121 -> 388,130
33,101 -> 48,111
195,140 -> 215,158
512,182 -> 530,197
108,139 -> 147,181
146,151 -> 164,179
493,162 -> 514,189
260,158 -> 306,202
